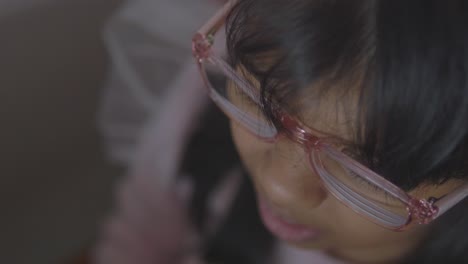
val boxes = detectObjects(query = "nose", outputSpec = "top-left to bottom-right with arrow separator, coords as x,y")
259,138 -> 328,210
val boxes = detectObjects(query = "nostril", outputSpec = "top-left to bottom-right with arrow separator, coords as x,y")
301,178 -> 328,208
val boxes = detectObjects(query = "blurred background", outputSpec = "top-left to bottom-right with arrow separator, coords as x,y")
0,0 -> 219,263
0,0 -> 123,263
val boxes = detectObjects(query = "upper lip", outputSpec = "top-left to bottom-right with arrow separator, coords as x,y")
253,179 -> 325,231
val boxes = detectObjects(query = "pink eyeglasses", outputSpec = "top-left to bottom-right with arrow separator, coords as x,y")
192,0 -> 468,231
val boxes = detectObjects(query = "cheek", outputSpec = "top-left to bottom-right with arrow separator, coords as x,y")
229,120 -> 270,169
330,210 -> 395,245
312,199 -> 426,250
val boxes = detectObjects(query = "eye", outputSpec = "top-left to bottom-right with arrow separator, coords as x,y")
344,166 -> 394,202
347,169 -> 383,192
340,148 -> 384,191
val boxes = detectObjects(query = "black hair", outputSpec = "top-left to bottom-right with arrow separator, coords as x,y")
227,0 -> 468,190
178,0 -> 468,263
222,0 -> 468,262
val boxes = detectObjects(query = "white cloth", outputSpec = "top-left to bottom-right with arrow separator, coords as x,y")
98,0 -> 219,165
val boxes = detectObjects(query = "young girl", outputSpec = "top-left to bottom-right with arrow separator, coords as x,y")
95,0 -> 468,263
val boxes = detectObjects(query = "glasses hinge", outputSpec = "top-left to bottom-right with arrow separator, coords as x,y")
408,197 -> 439,225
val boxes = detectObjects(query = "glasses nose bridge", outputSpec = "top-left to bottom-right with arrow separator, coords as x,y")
279,115 -> 321,151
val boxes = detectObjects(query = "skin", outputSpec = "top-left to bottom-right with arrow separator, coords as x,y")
226,75 -> 463,263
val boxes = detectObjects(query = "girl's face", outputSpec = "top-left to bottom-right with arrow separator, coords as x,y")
228,88 -> 461,263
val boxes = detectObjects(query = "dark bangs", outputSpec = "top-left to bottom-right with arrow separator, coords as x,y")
226,0 -> 468,190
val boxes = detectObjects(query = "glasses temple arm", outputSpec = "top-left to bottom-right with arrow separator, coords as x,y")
432,182 -> 468,218
199,0 -> 236,36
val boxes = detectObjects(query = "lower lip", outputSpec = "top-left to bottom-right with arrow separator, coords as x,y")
257,196 -> 322,243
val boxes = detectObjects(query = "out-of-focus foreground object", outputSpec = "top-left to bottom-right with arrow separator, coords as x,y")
98,0 -> 220,166
94,0 -> 221,263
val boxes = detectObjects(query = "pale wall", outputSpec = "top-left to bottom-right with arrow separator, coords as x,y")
0,1 -> 123,263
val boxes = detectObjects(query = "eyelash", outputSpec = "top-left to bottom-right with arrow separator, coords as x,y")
340,149 -> 385,192
346,168 -> 392,199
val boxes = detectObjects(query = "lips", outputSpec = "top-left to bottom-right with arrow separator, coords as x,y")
257,195 -> 322,243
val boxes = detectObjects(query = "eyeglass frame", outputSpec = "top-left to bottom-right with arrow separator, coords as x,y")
191,0 -> 468,231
